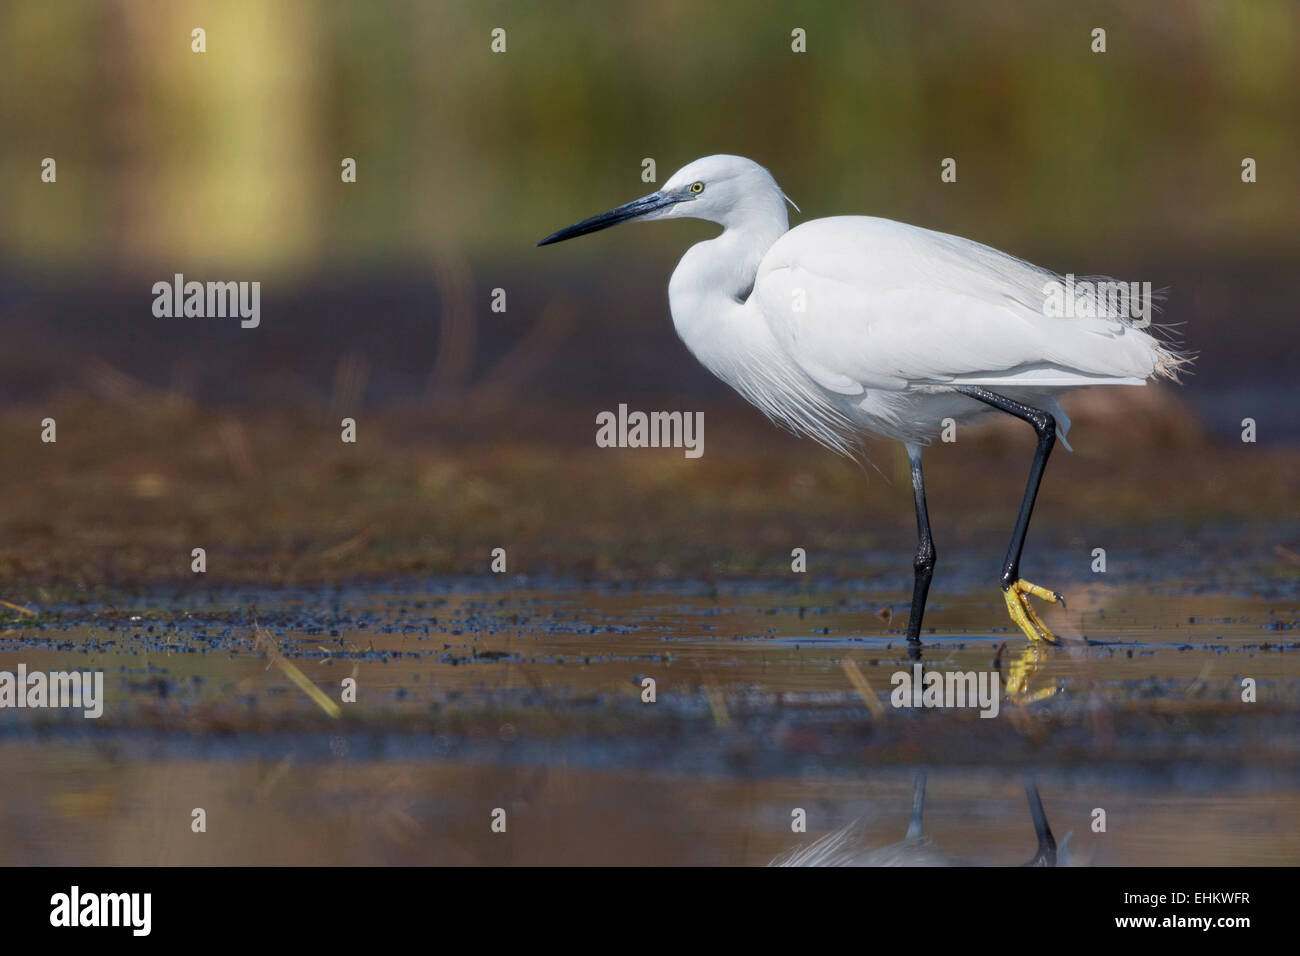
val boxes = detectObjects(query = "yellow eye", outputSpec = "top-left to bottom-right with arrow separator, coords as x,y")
689,181 -> 705,194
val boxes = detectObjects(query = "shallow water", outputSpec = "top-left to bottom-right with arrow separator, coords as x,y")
1,578 -> 1296,865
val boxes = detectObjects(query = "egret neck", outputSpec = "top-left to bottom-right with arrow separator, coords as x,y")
667,189 -> 789,372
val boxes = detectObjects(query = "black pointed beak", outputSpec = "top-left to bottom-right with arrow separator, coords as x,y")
538,190 -> 683,246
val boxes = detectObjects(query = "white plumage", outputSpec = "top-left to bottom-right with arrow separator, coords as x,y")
646,155 -> 1183,456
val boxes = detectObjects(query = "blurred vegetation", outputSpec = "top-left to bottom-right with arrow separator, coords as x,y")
2,0 -> 1298,274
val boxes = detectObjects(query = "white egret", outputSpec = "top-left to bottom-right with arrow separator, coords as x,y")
540,155 -> 1186,646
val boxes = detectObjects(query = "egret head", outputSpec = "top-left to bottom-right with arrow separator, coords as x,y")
538,154 -> 796,246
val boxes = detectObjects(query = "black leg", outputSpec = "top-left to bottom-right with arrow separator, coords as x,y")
904,443 -> 936,644
1022,780 -> 1057,867
954,386 -> 1056,590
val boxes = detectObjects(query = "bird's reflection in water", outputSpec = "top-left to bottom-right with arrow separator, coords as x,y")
771,773 -> 1068,867
997,641 -> 1060,705
907,641 -> 1061,705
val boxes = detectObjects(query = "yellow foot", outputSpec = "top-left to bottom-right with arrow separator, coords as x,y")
1003,578 -> 1065,645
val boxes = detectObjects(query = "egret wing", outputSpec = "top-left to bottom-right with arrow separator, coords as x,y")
752,217 -> 1168,392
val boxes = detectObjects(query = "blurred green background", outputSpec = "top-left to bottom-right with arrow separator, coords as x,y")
0,0 -> 1296,589
4,0 -> 1298,268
